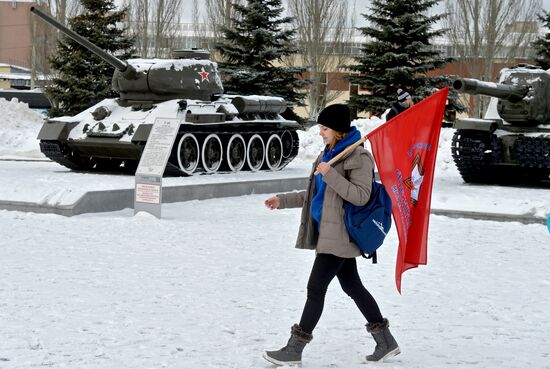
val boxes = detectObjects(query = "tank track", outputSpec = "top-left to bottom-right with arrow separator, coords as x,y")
513,135 -> 550,169
452,130 -> 550,183
40,128 -> 300,175
39,140 -> 94,171
513,135 -> 550,181
451,129 -> 503,183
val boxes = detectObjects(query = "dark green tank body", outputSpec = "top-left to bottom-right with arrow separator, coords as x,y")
31,6 -> 301,175
452,64 -> 550,184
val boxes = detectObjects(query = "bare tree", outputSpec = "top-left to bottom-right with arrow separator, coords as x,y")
31,0 -> 81,88
287,0 -> 356,119
191,0 -> 207,49
124,0 -> 183,58
153,0 -> 184,57
124,0 -> 149,57
203,0 -> 243,52
444,0 -> 541,117
35,0 -> 81,24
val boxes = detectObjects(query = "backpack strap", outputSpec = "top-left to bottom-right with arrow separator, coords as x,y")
344,168 -> 378,264
362,252 -> 377,263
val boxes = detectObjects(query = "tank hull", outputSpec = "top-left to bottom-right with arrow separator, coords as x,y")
38,97 -> 301,175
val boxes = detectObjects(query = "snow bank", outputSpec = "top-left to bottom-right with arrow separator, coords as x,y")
0,98 -> 45,158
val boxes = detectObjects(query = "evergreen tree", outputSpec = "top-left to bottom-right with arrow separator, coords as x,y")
347,0 -> 464,116
46,0 -> 134,117
215,0 -> 308,106
533,10 -> 550,70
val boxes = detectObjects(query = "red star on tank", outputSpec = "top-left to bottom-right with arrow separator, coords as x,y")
198,68 -> 209,82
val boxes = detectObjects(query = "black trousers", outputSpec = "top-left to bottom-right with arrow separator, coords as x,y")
299,253 -> 384,334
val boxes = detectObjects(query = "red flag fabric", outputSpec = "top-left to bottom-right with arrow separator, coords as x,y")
366,88 -> 448,293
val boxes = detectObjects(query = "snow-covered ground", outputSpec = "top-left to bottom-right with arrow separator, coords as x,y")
0,196 -> 549,369
0,97 -> 550,369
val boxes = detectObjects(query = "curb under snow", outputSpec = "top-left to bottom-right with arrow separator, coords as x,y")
0,176 -> 546,225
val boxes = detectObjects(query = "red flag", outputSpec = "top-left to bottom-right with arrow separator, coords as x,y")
367,88 -> 448,293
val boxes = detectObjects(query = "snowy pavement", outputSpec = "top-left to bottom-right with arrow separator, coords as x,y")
0,195 -> 549,369
0,156 -> 548,221
0,159 -> 311,207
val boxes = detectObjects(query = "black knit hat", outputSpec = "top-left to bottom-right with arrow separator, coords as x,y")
397,88 -> 411,103
317,104 -> 351,132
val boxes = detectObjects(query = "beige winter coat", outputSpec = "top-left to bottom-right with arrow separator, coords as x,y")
277,146 -> 374,258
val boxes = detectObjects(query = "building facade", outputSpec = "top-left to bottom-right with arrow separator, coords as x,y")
0,62 -> 32,89
0,1 -> 35,68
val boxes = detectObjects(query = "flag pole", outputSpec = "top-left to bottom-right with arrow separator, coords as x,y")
313,135 -> 368,175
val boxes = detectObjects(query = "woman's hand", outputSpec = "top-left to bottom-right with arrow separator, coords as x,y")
264,196 -> 280,210
316,162 -> 331,176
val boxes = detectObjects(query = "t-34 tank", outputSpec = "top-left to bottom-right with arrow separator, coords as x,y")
452,64 -> 550,184
31,7 -> 300,175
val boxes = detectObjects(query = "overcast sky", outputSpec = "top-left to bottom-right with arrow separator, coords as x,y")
335,0 -> 550,26
338,0 -> 549,16
166,0 -> 550,26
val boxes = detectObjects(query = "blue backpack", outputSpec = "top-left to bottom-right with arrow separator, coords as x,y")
343,172 -> 393,263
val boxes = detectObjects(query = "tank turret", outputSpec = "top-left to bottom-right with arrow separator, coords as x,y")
31,7 -> 300,175
451,65 -> 550,184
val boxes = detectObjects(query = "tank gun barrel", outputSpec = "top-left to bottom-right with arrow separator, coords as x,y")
30,6 -> 135,76
453,78 -> 528,102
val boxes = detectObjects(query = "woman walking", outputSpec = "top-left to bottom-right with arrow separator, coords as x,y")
263,104 -> 400,366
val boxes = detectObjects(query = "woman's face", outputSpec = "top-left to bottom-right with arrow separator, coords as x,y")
319,124 -> 336,146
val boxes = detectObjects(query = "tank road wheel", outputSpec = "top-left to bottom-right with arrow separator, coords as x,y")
177,133 -> 200,175
265,134 -> 283,170
281,130 -> 294,158
247,134 -> 265,172
226,134 -> 246,172
202,133 -> 223,173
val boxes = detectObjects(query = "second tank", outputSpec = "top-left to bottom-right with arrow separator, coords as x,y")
451,64 -> 550,184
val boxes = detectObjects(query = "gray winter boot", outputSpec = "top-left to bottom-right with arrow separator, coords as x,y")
365,318 -> 400,362
263,324 -> 313,366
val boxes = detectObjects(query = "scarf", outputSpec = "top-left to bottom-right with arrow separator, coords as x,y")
310,126 -> 362,230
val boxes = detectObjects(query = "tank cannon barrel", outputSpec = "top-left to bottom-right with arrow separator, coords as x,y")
30,6 -> 136,77
453,78 -> 528,102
